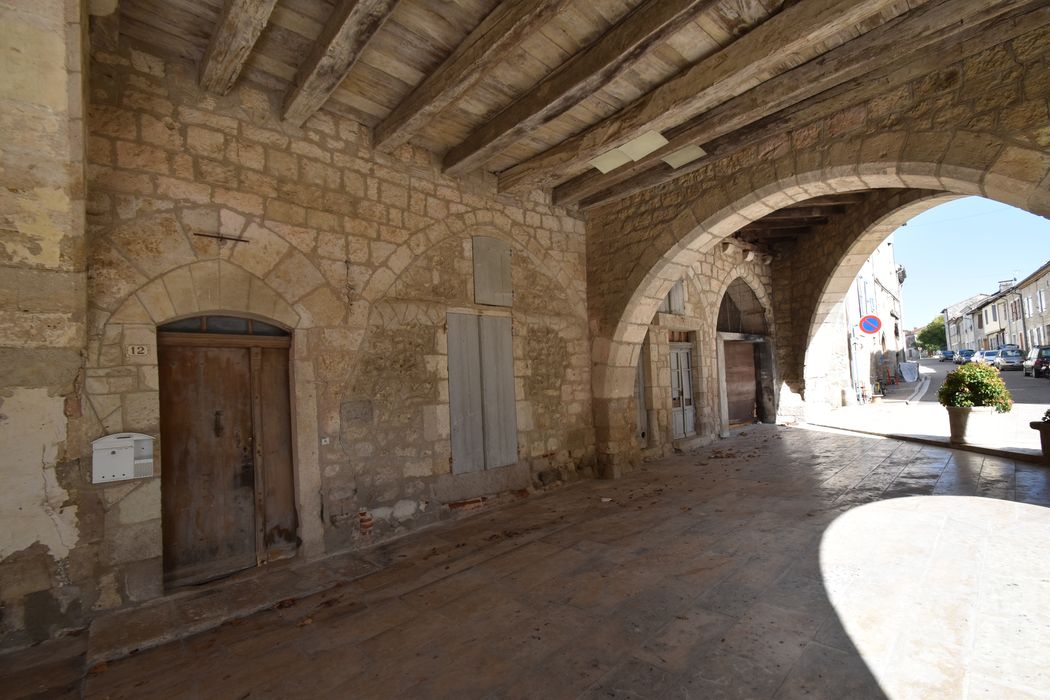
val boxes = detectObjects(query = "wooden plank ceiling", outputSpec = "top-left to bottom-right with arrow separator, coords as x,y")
115,0 -> 1048,210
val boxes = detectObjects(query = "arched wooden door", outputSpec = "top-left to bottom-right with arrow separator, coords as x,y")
158,316 -> 298,587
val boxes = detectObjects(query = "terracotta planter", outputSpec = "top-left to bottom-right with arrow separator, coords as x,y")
1029,422 -> 1050,464
946,405 -> 993,445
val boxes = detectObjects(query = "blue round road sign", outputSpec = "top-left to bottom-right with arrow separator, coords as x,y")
859,315 -> 882,334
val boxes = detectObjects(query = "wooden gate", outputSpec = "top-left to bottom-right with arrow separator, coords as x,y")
725,341 -> 758,425
158,316 -> 297,588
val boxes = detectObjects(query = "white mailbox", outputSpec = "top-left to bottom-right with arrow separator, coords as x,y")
92,433 -> 155,484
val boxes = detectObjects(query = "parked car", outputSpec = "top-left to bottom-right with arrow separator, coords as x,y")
954,349 -> 975,364
938,349 -> 955,362
1023,346 -> 1050,377
993,348 -> 1024,370
974,350 -> 999,364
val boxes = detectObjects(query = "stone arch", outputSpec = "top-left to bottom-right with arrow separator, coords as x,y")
332,216 -> 594,525
360,210 -> 588,317
714,271 -> 774,335
591,142 -> 1049,473
711,274 -> 777,437
84,259 -> 325,576
801,193 -> 959,415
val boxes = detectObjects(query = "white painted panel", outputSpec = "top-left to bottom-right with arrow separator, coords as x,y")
447,313 -> 484,474
473,236 -> 513,307
479,315 -> 518,468
670,346 -> 695,438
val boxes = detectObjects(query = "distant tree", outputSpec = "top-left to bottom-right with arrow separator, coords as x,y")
916,315 -> 947,352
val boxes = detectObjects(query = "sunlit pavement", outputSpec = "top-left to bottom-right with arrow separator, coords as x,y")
810,359 -> 1050,456
823,495 -> 1050,698
4,425 -> 1049,699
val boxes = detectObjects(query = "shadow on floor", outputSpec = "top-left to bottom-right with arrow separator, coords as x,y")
3,425 -> 1048,698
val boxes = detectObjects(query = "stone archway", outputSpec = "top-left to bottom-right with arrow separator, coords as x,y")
589,152 -> 1049,475
84,259 -> 326,604
714,277 -> 777,436
801,193 -> 960,415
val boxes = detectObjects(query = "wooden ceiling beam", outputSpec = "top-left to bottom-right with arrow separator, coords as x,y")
568,0 -> 1046,209
499,0 -> 910,195
373,0 -> 570,152
442,0 -> 714,177
553,0 -> 1026,207
199,0 -> 279,95
282,0 -> 400,127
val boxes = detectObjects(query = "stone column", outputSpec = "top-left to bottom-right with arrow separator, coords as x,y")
591,335 -> 642,478
0,0 -> 88,645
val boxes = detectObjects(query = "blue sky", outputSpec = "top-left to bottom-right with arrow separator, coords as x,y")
891,196 -> 1050,329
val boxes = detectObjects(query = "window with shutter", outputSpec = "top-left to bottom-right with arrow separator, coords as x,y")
446,312 -> 518,473
472,236 -> 512,307
668,280 -> 685,314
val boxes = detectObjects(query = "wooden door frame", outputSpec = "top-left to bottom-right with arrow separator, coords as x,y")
157,329 -> 298,581
717,332 -> 778,437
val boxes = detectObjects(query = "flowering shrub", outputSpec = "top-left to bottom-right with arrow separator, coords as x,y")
938,363 -> 1013,413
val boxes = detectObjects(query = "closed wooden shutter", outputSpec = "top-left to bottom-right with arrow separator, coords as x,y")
479,315 -> 518,468
668,280 -> 685,314
473,236 -> 512,307
447,313 -> 484,474
447,312 -> 518,473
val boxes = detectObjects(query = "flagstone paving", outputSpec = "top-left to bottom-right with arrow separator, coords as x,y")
4,425 -> 1049,699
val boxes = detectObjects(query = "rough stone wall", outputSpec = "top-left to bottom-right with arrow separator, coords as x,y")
586,27 -> 1050,466
332,234 -> 591,551
0,0 -> 89,649
1,36 -> 591,647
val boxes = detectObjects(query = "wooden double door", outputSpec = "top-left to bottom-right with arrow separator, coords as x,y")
158,325 -> 298,587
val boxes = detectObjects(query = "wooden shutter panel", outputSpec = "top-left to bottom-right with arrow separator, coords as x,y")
447,313 -> 485,474
479,315 -> 518,468
669,280 -> 685,314
473,236 -> 512,307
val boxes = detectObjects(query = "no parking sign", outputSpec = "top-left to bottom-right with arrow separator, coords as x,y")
859,315 -> 882,334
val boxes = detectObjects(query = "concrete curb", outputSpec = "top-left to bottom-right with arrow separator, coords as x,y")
904,376 -> 930,403
804,421 -> 1046,464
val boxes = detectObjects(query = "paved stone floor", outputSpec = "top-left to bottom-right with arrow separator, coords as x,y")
4,425 -> 1050,699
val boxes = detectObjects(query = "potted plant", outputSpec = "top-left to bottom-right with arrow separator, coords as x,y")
938,363 -> 1012,444
1029,409 -> 1050,464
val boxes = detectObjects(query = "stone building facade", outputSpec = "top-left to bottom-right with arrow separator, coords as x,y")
945,293 -> 990,353
819,237 -> 905,405
1015,261 -> 1050,348
1,0 -> 1049,651
1,4 -> 595,646
634,253 -> 774,460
